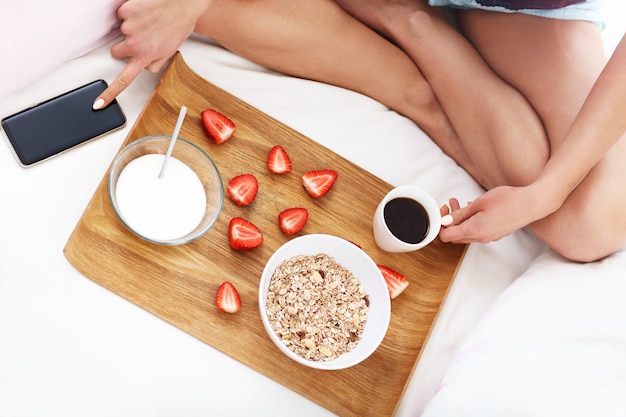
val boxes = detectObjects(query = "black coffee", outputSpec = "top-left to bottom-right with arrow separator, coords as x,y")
383,197 -> 429,244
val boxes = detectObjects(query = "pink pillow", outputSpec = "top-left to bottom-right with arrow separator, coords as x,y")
0,0 -> 123,99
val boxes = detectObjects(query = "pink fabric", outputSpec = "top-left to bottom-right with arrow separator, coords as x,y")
0,0 -> 124,100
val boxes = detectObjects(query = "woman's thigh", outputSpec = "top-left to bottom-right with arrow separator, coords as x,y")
457,11 -> 606,147
194,0 -> 469,161
458,11 -> 626,260
195,0 -> 432,118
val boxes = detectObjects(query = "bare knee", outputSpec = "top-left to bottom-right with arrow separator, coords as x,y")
532,200 -> 626,263
550,234 -> 624,263
403,74 -> 441,118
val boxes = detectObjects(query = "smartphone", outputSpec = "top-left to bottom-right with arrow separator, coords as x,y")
1,79 -> 126,167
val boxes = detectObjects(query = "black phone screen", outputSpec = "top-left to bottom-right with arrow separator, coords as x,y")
1,79 -> 126,166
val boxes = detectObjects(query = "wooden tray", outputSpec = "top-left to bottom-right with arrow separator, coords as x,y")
64,53 -> 466,417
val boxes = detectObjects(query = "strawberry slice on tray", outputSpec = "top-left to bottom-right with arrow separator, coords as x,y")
216,282 -> 241,313
278,207 -> 309,235
267,145 -> 292,174
201,109 -> 236,144
302,170 -> 338,198
228,217 -> 263,250
378,265 -> 409,299
227,174 -> 258,206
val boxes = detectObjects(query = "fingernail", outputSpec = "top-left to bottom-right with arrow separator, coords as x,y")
441,214 -> 453,226
92,98 -> 105,110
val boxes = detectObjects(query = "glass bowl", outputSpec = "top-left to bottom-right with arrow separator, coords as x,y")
108,135 -> 224,245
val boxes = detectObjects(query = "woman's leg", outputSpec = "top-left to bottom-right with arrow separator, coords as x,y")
458,11 -> 626,261
192,0 -> 484,182
334,0 -> 550,189
341,1 -> 626,260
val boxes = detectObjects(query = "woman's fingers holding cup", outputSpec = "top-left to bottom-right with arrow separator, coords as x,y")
449,198 -> 461,211
440,198 -> 461,227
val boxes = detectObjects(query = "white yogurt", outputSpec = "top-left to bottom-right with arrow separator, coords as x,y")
115,154 -> 207,241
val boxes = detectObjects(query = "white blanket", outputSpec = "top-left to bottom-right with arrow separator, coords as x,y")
423,248 -> 626,417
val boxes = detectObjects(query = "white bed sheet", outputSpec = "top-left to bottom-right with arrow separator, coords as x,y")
1,5 -> 624,415
422,247 -> 626,417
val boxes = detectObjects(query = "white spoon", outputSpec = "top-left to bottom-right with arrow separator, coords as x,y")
158,106 -> 187,179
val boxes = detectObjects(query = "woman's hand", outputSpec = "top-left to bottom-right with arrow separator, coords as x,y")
93,0 -> 211,109
439,184 -> 554,244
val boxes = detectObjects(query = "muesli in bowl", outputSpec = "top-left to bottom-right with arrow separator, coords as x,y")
259,234 -> 391,370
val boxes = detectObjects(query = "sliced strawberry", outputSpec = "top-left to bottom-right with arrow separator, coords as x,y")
228,217 -> 263,250
216,282 -> 241,313
227,174 -> 258,206
201,109 -> 236,144
278,207 -> 309,235
268,145 -> 292,174
302,170 -> 338,198
377,265 -> 409,299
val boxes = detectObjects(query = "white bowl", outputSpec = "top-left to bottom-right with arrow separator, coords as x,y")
259,234 -> 391,370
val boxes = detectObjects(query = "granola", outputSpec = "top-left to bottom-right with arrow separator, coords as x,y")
265,253 -> 370,361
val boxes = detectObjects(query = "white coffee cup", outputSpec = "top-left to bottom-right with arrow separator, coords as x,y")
373,185 -> 441,252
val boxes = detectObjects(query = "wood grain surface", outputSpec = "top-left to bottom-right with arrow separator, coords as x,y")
64,53 -> 466,417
